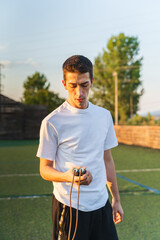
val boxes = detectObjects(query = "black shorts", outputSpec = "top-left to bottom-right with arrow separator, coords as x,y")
52,195 -> 119,240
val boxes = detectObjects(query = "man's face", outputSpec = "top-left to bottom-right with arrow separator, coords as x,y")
62,72 -> 92,109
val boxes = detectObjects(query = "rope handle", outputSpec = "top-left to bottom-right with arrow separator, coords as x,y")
68,169 -> 83,240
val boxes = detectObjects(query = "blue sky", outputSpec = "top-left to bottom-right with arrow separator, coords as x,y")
1,0 -> 160,114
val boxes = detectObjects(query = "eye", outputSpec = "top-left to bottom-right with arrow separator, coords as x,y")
82,84 -> 88,88
70,84 -> 77,88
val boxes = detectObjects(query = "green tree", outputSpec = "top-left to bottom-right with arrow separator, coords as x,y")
90,33 -> 144,123
22,72 -> 65,112
127,113 -> 158,125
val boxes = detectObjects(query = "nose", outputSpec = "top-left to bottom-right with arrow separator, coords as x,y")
76,85 -> 83,97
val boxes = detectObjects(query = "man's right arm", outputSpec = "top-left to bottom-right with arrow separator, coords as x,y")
39,158 -> 92,185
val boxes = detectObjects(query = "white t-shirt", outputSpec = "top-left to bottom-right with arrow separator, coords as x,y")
36,101 -> 118,211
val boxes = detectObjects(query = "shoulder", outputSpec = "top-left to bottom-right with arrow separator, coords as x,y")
41,101 -> 66,128
89,102 -> 111,117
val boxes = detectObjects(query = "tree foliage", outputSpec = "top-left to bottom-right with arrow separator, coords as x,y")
22,72 -> 65,112
127,113 -> 160,126
90,33 -> 144,123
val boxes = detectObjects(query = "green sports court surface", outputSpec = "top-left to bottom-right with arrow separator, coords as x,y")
0,140 -> 160,240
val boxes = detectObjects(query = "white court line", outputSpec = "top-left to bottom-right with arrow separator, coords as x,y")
116,168 -> 160,173
0,173 -> 40,177
0,194 -> 52,200
0,169 -> 160,177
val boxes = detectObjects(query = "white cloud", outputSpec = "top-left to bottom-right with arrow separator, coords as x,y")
0,60 -> 11,66
0,45 -> 4,50
15,58 -> 39,67
0,43 -> 8,51
0,58 -> 39,68
24,58 -> 39,67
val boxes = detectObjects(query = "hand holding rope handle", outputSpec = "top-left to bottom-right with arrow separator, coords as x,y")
68,168 -> 86,240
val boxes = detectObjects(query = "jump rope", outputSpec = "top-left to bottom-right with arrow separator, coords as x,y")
58,167 -> 86,240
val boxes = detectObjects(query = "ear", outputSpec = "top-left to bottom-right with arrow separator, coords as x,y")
90,78 -> 94,88
62,80 -> 67,90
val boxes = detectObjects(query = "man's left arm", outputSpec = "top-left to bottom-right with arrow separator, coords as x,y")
104,149 -> 124,224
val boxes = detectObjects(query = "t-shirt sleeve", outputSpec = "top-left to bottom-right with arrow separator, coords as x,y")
104,112 -> 118,150
36,119 -> 58,161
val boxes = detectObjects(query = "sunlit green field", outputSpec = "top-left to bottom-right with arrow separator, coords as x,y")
0,141 -> 160,240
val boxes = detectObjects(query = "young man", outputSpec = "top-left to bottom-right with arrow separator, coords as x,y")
37,55 -> 124,240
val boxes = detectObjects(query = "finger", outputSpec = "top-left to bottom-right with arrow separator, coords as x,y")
74,174 -> 87,182
80,171 -> 89,179
79,176 -> 92,185
73,170 -> 93,184
79,171 -> 90,181
119,212 -> 124,222
113,210 -> 117,223
74,174 -> 87,183
84,171 -> 92,181
80,181 -> 91,185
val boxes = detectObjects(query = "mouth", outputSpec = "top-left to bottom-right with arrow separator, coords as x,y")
76,99 -> 84,102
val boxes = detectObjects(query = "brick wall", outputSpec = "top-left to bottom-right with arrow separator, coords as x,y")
114,125 -> 160,149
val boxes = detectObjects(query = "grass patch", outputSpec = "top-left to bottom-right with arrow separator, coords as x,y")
0,141 -> 160,240
0,197 -> 52,240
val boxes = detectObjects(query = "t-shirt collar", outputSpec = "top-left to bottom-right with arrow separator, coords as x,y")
64,100 -> 91,114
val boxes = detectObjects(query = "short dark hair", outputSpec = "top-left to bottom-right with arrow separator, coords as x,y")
62,55 -> 93,82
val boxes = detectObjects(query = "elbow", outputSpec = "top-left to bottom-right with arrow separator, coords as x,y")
40,170 -> 45,180
40,166 -> 47,180
39,158 -> 54,181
